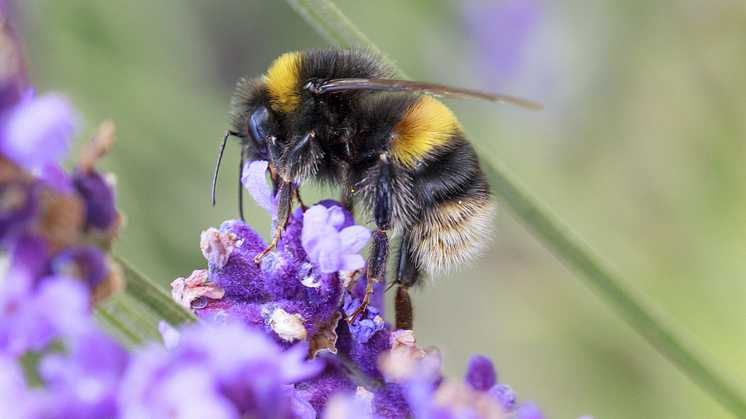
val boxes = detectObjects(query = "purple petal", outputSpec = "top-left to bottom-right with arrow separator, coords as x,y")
317,200 -> 354,228
0,276 -> 93,356
72,168 -> 116,230
315,236 -> 343,273
35,163 -> 74,194
0,181 -> 37,243
52,246 -> 108,290
464,354 -> 497,391
325,205 -> 346,230
286,386 -> 316,419
303,205 -> 369,274
159,321 -> 180,349
338,225 -> 371,255
0,92 -> 78,171
464,0 -> 538,82
0,27 -> 28,114
0,354 -> 36,418
487,384 -> 516,410
38,330 -> 128,419
301,204 -> 329,233
514,400 -> 546,419
241,160 -> 277,215
339,254 -> 365,272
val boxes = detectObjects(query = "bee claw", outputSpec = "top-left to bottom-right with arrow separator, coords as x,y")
346,273 -> 376,323
253,230 -> 282,265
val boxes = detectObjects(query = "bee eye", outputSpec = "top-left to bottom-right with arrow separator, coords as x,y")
248,106 -> 271,159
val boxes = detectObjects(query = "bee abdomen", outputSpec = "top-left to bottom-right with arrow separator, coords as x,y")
407,193 -> 495,274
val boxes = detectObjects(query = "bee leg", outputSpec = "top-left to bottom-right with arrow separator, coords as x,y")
348,230 -> 388,322
253,179 -> 295,264
340,187 -> 355,216
394,237 -> 420,330
295,189 -> 308,212
348,153 -> 391,322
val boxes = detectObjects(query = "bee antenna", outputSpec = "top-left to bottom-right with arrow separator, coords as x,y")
238,151 -> 245,221
212,131 -> 236,206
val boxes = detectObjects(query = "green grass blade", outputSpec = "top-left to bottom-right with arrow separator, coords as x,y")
285,0 -> 746,416
93,255 -> 197,349
285,0 -> 407,79
114,255 -> 198,326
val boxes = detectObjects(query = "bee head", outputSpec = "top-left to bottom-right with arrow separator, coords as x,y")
245,105 -> 272,161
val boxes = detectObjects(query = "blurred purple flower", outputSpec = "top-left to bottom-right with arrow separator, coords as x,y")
513,400 -> 545,419
0,12 -> 28,115
285,385 -> 317,419
302,204 -> 370,273
72,168 -> 116,230
119,323 -> 324,419
0,275 -> 93,356
241,160 -> 277,215
35,163 -> 74,194
52,246 -> 108,290
0,181 -> 37,244
488,384 -> 517,411
0,353 -> 37,419
465,354 -> 497,391
0,91 -> 78,171
38,330 -> 128,419
464,0 -> 538,82
158,321 -> 180,349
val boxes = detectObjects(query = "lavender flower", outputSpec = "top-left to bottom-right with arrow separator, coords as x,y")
0,91 -> 78,172
72,168 -> 116,231
512,400 -> 546,419
465,354 -> 497,391
343,292 -> 386,344
118,323 -> 323,419
52,246 -> 109,290
241,160 -> 277,215
38,330 -> 129,419
0,353 -> 37,419
0,179 -> 37,243
0,272 -> 93,356
302,203 -> 370,274
168,160 -> 570,418
158,321 -> 180,349
464,0 -> 538,83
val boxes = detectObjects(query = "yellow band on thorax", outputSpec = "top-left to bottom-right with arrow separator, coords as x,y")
265,52 -> 302,113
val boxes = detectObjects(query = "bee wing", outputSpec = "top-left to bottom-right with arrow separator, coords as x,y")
315,78 -> 543,111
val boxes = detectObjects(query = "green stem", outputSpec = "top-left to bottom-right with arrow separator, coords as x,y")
286,0 -> 746,416
94,295 -> 152,349
93,255 -> 197,349
285,0 -> 408,79
115,255 -> 198,326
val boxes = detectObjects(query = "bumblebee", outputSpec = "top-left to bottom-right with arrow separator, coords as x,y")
213,48 -> 540,330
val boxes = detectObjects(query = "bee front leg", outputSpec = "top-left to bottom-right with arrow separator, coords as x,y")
253,179 -> 295,264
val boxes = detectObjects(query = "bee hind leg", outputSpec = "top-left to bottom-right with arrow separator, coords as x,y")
394,237 -> 421,330
347,230 -> 387,322
347,153 -> 391,322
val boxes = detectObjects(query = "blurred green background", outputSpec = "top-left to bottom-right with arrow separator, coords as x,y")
13,0 -> 746,417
